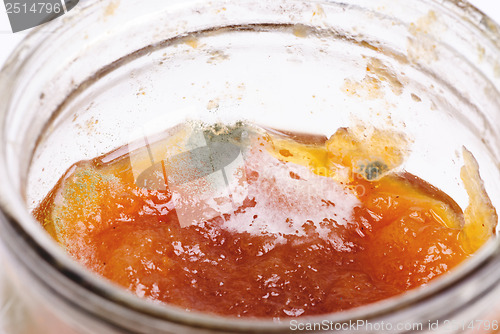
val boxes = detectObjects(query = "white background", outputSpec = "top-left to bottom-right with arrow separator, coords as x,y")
0,0 -> 499,67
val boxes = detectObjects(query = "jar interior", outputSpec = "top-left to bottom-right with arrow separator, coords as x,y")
20,1 -> 500,218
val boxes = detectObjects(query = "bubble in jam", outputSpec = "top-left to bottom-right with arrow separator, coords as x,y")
33,121 -> 497,318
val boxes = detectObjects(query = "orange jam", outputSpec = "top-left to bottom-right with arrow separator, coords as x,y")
33,122 -> 497,318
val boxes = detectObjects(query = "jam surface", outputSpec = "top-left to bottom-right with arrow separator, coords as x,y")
33,123 -> 496,318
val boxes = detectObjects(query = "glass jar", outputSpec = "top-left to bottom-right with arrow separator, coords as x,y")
0,0 -> 499,333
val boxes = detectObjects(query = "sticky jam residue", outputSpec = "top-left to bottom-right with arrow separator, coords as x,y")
33,122 -> 497,318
